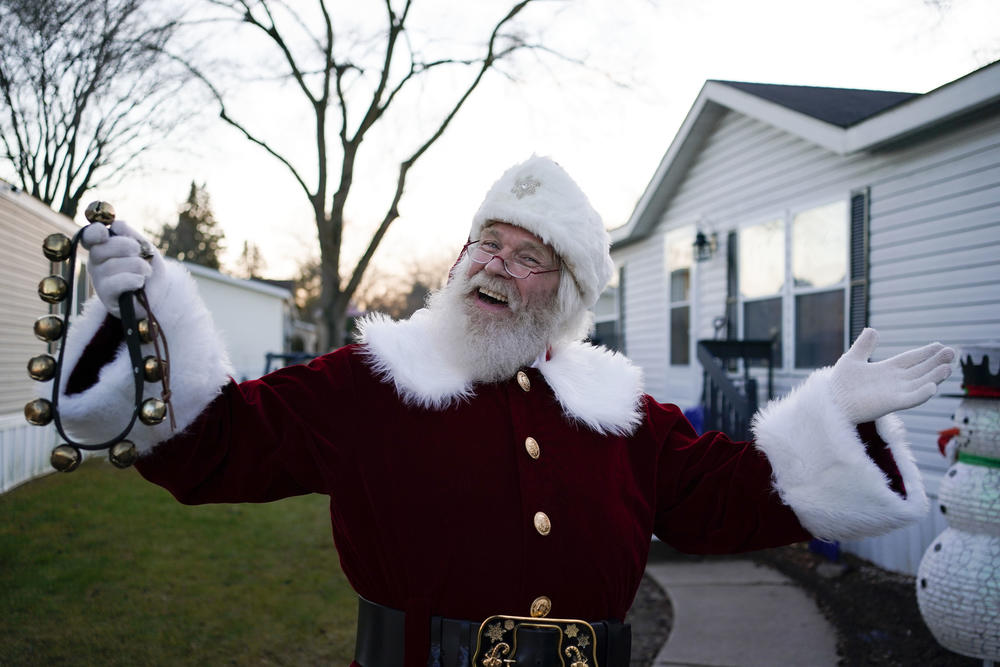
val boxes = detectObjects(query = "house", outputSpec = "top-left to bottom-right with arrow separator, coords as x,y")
0,184 -> 304,492
0,183 -> 89,492
178,262 -> 296,382
608,61 -> 1000,574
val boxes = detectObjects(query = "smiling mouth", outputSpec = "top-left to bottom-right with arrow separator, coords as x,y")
477,287 -> 509,306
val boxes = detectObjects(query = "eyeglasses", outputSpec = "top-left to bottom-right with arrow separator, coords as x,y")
463,240 -> 560,280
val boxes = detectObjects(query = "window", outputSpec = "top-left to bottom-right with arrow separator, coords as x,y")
735,201 -> 849,369
739,219 -> 784,365
593,266 -> 625,352
666,230 -> 692,365
792,201 -> 847,367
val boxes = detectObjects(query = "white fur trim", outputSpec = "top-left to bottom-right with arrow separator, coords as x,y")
45,259 -> 233,455
537,341 -> 644,436
357,311 -> 644,434
471,156 -> 614,309
356,310 -> 474,410
751,367 -> 929,541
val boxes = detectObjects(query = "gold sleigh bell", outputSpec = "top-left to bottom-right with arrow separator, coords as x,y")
37,275 -> 69,304
42,233 -> 72,262
33,314 -> 64,342
27,354 -> 57,381
25,199 -> 170,472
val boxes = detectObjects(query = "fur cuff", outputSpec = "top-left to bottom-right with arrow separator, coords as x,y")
751,367 -> 929,541
47,260 -> 232,455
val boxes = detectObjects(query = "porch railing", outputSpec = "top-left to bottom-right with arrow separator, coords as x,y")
696,339 -> 774,441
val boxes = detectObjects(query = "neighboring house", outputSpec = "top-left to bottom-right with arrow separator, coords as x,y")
182,262 -> 295,382
609,61 -> 1000,574
0,184 -> 299,492
0,183 -> 89,492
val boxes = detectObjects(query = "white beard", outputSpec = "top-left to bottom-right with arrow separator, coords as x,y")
426,268 -> 562,383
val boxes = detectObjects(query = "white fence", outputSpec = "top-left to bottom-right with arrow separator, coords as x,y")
0,413 -> 58,493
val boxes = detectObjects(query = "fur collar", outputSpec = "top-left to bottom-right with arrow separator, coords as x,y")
356,311 -> 645,436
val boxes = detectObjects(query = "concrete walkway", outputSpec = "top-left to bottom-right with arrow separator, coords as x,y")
645,559 -> 839,667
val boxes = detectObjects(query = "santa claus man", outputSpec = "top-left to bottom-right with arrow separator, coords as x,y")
57,155 -> 954,667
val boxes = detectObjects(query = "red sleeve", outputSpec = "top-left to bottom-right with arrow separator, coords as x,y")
859,421 -> 907,497
648,399 -> 811,554
135,346 -> 363,505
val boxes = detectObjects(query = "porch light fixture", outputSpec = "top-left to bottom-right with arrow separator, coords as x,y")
693,230 -> 717,262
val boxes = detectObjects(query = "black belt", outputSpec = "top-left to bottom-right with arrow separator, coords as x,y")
355,596 -> 631,667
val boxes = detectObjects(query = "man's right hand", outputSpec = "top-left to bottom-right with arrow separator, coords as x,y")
81,220 -> 165,318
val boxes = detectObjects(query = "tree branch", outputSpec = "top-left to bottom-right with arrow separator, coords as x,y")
343,0 -> 536,301
233,0 -> 319,105
162,50 -> 316,201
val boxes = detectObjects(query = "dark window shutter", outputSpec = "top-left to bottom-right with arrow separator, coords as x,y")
849,189 -> 870,344
617,266 -> 626,355
725,231 -> 738,340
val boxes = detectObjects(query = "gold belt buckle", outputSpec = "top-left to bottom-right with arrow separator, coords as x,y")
473,614 -> 598,667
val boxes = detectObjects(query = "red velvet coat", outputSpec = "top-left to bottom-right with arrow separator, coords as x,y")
136,344 -> 813,664
57,262 -> 926,667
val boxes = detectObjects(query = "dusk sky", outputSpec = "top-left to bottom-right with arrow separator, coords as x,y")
90,0 -> 1000,280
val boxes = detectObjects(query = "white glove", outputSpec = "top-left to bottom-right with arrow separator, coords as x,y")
81,220 -> 165,318
829,328 -> 955,424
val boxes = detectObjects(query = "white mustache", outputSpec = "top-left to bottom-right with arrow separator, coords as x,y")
468,273 -> 520,308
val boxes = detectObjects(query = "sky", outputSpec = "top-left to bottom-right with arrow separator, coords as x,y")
92,0 -> 1000,282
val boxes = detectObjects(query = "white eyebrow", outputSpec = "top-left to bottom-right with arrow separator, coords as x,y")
482,226 -> 553,260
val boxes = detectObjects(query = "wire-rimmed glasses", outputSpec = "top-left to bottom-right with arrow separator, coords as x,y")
463,240 -> 560,279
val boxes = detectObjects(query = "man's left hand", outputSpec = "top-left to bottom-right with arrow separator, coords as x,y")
829,328 -> 955,424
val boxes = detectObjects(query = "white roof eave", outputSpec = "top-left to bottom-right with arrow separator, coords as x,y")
613,62 -> 1000,247
180,259 -> 292,299
846,64 -> 1000,151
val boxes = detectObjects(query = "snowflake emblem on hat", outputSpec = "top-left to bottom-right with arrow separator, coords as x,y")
565,624 -> 579,638
576,633 -> 591,649
511,175 -> 540,199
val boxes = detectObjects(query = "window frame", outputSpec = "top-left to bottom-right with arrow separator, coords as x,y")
665,226 -> 695,367
592,264 -> 626,353
735,199 -> 850,371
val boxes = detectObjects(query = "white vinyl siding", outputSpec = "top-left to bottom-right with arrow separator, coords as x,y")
865,119 -> 1000,505
183,263 -> 291,383
0,187 -> 86,491
612,104 -> 1000,574
0,190 -> 84,416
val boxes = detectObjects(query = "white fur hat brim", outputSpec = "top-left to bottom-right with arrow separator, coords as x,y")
470,155 -> 613,308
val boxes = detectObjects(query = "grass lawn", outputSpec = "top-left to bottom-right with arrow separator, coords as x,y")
0,459 -> 357,665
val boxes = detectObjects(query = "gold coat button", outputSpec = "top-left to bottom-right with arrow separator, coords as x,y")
516,370 -> 531,392
524,437 -> 540,459
534,511 -> 551,536
530,596 -> 552,618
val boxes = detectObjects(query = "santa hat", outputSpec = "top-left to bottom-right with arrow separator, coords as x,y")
470,155 -> 614,309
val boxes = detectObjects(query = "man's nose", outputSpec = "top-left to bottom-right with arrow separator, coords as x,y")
483,255 -> 509,278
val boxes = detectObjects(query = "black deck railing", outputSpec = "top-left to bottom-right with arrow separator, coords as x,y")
264,352 -> 316,375
696,340 -> 774,441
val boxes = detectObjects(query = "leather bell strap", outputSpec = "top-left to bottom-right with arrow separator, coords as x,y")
353,596 -> 631,667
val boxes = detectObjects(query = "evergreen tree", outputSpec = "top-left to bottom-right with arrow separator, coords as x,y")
157,182 -> 224,269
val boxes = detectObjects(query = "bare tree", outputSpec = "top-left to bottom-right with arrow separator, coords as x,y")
188,0 -> 549,348
0,0 -> 192,218
294,249 -> 452,333
354,252 -> 453,320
